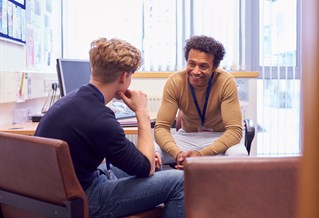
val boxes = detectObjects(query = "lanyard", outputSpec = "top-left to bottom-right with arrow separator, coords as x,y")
189,74 -> 214,127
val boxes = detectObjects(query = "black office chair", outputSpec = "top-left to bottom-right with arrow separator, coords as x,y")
243,118 -> 255,155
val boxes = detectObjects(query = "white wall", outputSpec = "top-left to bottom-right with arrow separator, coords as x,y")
0,40 -> 26,72
130,78 -> 167,97
0,40 -> 58,128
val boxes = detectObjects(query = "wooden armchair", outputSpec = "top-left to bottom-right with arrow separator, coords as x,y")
0,132 -> 88,218
0,132 -> 163,218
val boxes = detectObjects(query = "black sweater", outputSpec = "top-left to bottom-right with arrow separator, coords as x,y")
35,84 -> 150,190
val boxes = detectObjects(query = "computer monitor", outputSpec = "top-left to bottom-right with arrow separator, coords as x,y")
56,58 -> 91,97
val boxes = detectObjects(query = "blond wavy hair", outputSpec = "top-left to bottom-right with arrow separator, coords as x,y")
89,38 -> 142,83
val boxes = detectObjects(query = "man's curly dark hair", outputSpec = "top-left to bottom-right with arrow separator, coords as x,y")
184,35 -> 226,68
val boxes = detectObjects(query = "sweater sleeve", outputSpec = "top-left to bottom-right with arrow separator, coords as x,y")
154,76 -> 182,159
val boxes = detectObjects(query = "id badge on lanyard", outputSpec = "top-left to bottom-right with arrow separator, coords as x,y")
197,126 -> 214,132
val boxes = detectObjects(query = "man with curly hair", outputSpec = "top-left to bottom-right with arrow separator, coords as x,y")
35,38 -> 184,217
154,35 -> 247,169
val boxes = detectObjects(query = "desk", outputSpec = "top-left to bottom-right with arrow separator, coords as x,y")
0,114 -> 156,136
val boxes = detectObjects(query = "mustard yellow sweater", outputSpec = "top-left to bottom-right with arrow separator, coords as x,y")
154,68 -> 242,158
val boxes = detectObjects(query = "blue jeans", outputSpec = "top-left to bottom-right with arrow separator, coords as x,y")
85,164 -> 185,218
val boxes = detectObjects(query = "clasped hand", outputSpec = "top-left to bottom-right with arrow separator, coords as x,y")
155,152 -> 162,170
175,151 -> 201,170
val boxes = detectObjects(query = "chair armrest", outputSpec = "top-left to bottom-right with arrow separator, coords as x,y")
243,119 -> 255,155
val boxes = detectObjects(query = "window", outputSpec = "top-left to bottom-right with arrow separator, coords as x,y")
251,0 -> 301,156
62,0 -> 143,60
62,0 -> 241,71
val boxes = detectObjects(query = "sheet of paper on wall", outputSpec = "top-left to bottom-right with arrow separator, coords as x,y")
1,0 -> 8,35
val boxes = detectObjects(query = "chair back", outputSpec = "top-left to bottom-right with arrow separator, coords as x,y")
184,156 -> 300,218
0,132 -> 88,218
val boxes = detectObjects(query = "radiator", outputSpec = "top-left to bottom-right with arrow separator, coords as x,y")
126,134 -> 139,144
147,96 -> 162,114
126,96 -> 162,144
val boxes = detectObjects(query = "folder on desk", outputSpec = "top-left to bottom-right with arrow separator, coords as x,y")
111,100 -> 136,120
118,120 -> 138,127
115,111 -> 136,120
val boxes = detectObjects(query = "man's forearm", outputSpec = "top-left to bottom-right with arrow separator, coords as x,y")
136,110 -> 155,175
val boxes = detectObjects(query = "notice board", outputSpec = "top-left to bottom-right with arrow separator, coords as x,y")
0,0 -> 26,44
